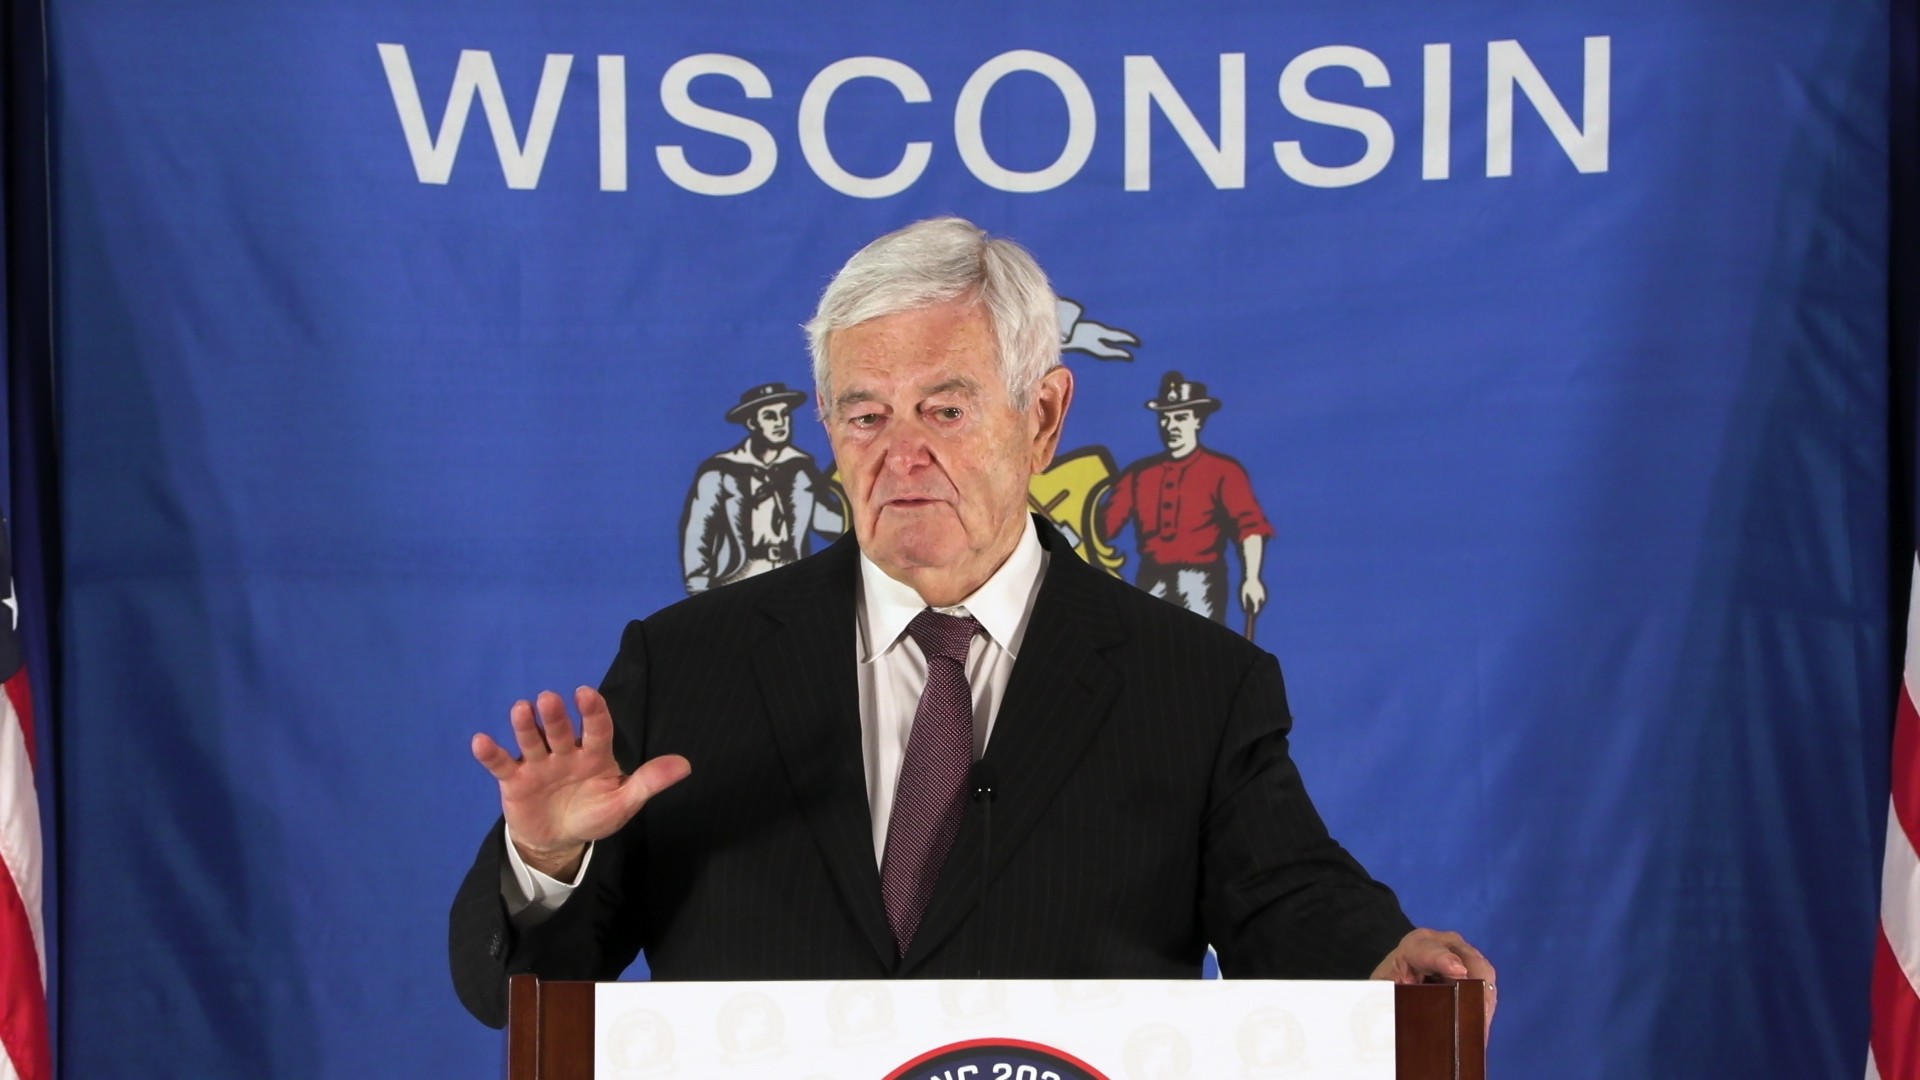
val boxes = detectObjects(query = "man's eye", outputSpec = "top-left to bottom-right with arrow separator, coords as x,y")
851,413 -> 881,427
935,407 -> 963,421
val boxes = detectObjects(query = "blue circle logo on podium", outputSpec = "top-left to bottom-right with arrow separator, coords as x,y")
884,1039 -> 1112,1080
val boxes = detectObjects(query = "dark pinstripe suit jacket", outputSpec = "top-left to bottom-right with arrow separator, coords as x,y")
450,517 -> 1412,1027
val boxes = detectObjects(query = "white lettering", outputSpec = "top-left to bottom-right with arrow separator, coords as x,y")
1422,44 -> 1450,180
1273,45 -> 1394,188
799,57 -> 932,198
1486,36 -> 1610,176
1123,54 -> 1245,191
599,55 -> 627,192
380,38 -> 1616,195
377,44 -> 573,189
955,50 -> 1096,193
656,54 -> 778,196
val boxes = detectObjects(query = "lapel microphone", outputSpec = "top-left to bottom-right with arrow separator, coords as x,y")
969,760 -> 1000,980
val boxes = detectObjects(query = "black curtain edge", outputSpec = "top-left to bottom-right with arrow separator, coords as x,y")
1891,0 -> 1916,731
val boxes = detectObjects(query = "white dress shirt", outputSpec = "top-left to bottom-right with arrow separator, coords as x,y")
502,516 -> 1050,926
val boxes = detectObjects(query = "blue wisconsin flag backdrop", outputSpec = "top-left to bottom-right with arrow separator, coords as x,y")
48,1 -> 1889,1077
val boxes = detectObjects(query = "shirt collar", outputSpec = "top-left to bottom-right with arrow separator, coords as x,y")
717,439 -> 808,467
857,514 -> 1046,663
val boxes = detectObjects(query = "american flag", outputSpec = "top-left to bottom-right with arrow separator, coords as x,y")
1871,559 -> 1920,1079
0,516 -> 47,1080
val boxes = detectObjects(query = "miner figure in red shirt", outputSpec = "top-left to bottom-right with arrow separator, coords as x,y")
1101,371 -> 1275,628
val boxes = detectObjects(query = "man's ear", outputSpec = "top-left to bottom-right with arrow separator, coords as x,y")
1029,366 -> 1075,471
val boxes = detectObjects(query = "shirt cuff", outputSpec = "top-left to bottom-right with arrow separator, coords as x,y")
500,823 -> 594,929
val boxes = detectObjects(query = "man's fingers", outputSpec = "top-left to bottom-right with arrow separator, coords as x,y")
1450,940 -> 1498,1024
1405,941 -> 1459,976
537,691 -> 579,754
619,754 -> 693,815
1371,930 -> 1495,1037
577,686 -> 614,756
1454,940 -> 1496,984
1404,930 -> 1471,979
1375,929 -> 1486,983
633,754 -> 693,797
1416,941 -> 1470,979
471,733 -> 518,781
508,700 -> 550,760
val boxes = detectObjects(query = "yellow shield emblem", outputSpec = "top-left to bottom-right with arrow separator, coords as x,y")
1027,446 -> 1125,577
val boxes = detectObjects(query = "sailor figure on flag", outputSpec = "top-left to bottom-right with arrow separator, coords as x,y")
679,382 -> 846,594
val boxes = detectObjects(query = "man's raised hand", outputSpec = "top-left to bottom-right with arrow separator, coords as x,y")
471,687 -> 691,880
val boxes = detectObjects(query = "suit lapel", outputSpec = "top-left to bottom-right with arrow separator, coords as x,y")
748,536 -> 899,973
899,521 -> 1126,974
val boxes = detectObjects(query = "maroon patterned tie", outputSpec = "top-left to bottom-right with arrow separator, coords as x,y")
879,609 -> 981,958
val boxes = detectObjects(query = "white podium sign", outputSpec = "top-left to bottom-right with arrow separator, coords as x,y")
594,979 -> 1395,1080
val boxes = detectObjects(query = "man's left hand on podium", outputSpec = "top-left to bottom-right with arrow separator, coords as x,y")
1371,927 -> 1498,1026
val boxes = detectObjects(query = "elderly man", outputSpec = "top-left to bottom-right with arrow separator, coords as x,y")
449,218 -> 1494,1028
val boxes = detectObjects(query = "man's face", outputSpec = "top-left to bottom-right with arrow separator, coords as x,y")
748,403 -> 792,446
1158,408 -> 1203,455
821,301 -> 1071,592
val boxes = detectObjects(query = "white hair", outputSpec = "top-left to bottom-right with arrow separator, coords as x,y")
804,217 -> 1060,411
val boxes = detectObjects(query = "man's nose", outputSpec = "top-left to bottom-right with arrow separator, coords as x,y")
883,428 -> 935,472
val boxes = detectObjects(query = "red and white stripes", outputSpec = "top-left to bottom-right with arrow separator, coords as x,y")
0,661 -> 47,1080
1870,557 -> 1920,1080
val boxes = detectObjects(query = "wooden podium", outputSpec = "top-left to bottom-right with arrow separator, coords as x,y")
506,974 -> 1486,1079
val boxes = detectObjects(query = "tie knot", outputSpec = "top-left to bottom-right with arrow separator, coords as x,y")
907,609 -> 979,662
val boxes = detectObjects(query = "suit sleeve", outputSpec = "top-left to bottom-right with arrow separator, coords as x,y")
447,619 -> 657,1027
1200,652 -> 1413,978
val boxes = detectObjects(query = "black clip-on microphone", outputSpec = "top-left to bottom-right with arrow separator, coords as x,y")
970,759 -> 1000,980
